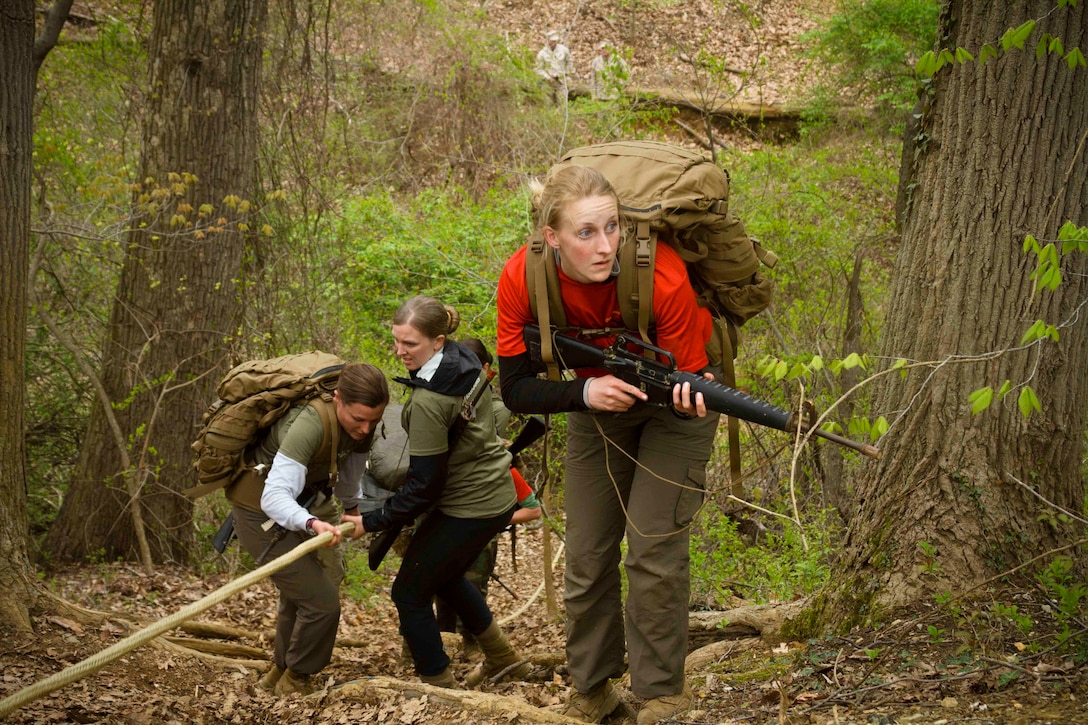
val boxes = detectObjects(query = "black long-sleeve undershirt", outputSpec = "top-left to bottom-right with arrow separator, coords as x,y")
362,451 -> 449,532
498,351 -> 591,415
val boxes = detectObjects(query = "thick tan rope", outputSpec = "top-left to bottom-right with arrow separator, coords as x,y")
0,522 -> 355,720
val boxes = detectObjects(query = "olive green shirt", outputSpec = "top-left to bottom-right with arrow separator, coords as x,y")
404,383 -> 515,518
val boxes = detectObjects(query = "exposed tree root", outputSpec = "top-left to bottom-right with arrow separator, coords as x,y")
332,676 -> 585,723
178,620 -> 268,641
162,636 -> 269,660
150,638 -> 271,672
686,637 -> 766,672
689,600 -> 806,640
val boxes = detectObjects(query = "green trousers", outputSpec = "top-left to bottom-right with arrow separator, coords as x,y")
563,405 -> 718,700
233,496 -> 344,676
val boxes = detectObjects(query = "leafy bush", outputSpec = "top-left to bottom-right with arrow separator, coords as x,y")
800,0 -> 940,122
691,501 -> 840,605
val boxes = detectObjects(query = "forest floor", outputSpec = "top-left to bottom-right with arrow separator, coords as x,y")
2,528 -> 1086,724
7,1 -> 1086,724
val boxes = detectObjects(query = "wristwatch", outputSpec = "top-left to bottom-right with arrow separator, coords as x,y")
305,517 -> 318,535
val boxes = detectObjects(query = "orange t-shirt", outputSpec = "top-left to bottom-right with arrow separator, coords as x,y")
497,243 -> 711,373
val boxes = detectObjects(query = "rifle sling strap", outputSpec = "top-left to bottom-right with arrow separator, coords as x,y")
719,322 -> 743,498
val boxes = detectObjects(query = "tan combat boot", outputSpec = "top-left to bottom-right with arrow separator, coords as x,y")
636,683 -> 693,724
420,666 -> 457,689
561,681 -> 622,723
463,621 -> 531,687
273,668 -> 315,696
256,664 -> 284,693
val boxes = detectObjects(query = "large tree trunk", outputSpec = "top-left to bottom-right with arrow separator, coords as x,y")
809,1 -> 1088,627
44,0 -> 268,564
0,0 -> 39,631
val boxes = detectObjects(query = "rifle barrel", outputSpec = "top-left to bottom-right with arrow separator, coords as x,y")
524,324 -> 881,459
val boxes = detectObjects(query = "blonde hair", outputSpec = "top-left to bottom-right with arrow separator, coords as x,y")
393,295 -> 461,339
530,165 -> 619,234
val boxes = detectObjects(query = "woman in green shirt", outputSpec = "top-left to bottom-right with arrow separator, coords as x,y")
343,295 -> 529,688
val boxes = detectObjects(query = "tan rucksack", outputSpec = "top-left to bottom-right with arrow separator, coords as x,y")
185,351 -> 345,505
524,140 -> 777,492
526,140 -> 776,369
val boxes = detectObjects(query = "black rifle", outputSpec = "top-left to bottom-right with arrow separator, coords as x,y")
524,324 -> 881,459
212,512 -> 236,554
507,414 -> 546,466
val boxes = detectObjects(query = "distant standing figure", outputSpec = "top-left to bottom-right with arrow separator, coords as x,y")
536,30 -> 575,103
590,41 -> 629,101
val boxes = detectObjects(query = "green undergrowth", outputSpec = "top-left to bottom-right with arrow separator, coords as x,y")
690,501 -> 842,607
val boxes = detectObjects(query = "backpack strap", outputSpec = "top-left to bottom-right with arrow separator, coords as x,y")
525,234 -> 567,380
309,394 -> 340,487
616,222 -> 657,357
182,473 -> 231,499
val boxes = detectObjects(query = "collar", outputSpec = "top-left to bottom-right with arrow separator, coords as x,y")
416,349 -> 443,382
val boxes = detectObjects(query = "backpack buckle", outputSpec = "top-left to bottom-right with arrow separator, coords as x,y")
635,221 -> 651,267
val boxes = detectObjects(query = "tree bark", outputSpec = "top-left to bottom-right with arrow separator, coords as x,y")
44,0 -> 268,564
0,0 -> 39,632
809,1 -> 1088,628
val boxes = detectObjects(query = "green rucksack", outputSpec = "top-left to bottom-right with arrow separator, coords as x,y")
185,351 -> 345,506
524,140 -> 777,493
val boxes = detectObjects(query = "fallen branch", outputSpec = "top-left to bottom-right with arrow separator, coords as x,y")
162,636 -> 269,660
333,675 -> 584,724
0,523 -> 354,719
685,637 -> 766,672
150,638 -> 271,672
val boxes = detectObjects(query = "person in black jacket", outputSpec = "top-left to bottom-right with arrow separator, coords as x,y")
342,295 -> 530,689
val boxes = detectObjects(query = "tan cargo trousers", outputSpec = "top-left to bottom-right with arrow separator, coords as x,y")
563,405 -> 718,700
233,496 -> 345,676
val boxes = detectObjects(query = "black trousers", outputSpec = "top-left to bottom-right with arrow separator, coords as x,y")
391,506 -> 514,676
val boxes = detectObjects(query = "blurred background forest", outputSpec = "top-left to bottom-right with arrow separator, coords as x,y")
7,0 -> 1088,722
26,0 -> 931,599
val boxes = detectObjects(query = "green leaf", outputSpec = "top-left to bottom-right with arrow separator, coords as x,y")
997,380 -> 1012,399
955,47 -> 974,63
788,361 -> 808,380
871,416 -> 889,441
1023,234 -> 1038,253
1021,320 -> 1046,344
1001,20 -> 1036,51
1057,221 -> 1082,241
968,387 -> 994,415
1045,266 -> 1063,291
937,49 -> 955,70
1065,47 -> 1087,70
842,352 -> 863,370
916,51 -> 937,77
1018,386 -> 1041,418
848,417 -> 871,437
1049,37 -> 1064,56
809,355 -> 824,372
1036,36 -> 1050,59
979,44 -> 998,65
774,360 -> 789,382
